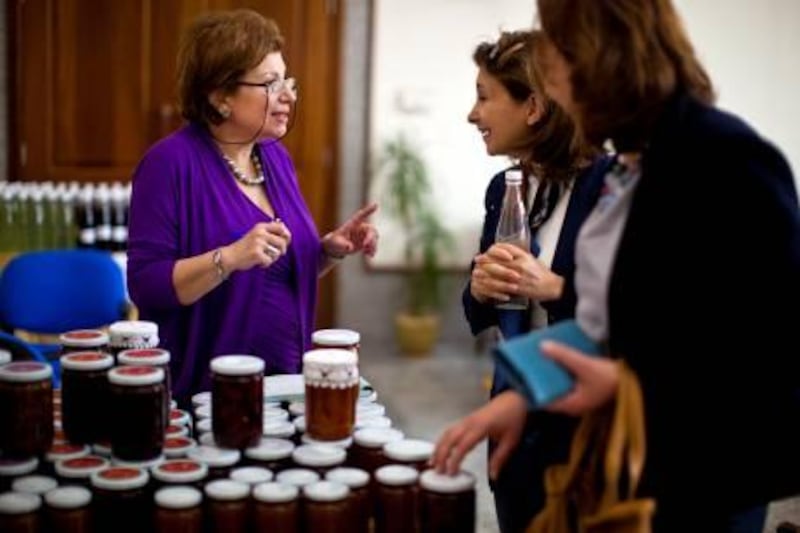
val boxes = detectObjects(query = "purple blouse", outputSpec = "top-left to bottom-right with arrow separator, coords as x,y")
127,123 -> 323,398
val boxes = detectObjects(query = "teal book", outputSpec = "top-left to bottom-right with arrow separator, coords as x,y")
493,319 -> 602,408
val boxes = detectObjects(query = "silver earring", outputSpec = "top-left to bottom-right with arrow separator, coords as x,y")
219,107 -> 231,119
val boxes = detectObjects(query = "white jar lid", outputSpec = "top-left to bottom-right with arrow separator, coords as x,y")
0,361 -> 52,382
204,479 -> 249,501
0,349 -> 11,365
191,391 -> 211,407
375,465 -> 419,487
383,439 -> 435,463
152,460 -> 208,484
230,466 -> 274,486
194,404 -> 211,419
46,444 -> 91,463
108,320 -> 158,341
263,407 -> 289,422
0,457 -> 38,477
358,390 -> 378,404
303,348 -> 357,367
353,428 -> 404,449
303,480 -> 349,502
263,420 -> 295,438
44,486 -> 92,509
195,417 -> 212,433
59,329 -> 109,348
419,469 -> 476,493
163,437 -> 197,458
355,416 -> 392,430
166,425 -> 189,438
292,445 -> 346,468
60,351 -> 114,371
312,329 -> 360,347
108,365 -> 164,386
293,416 -> 306,433
91,467 -> 149,491
325,467 -> 370,489
275,468 -> 320,488
154,486 -> 202,509
0,492 -> 41,514
210,355 -> 264,376
55,456 -> 109,478
198,433 -> 215,447
92,442 -> 111,457
118,348 -> 170,366
169,409 -> 191,427
111,455 -> 165,470
11,475 -> 58,495
252,482 -> 298,503
301,434 -> 353,449
244,438 -> 295,461
187,445 -> 241,467
288,402 -> 305,417
357,403 -> 386,418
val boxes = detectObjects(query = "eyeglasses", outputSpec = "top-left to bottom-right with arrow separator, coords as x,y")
236,78 -> 298,96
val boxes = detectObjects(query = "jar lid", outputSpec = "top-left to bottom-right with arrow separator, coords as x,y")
60,351 -> 114,371
210,354 -> 264,376
59,329 -> 109,348
0,349 -> 10,365
325,467 -> 370,489
303,480 -> 349,502
118,348 -> 170,366
292,445 -> 346,468
312,329 -> 360,347
0,361 -> 52,382
383,439 -> 435,463
230,466 -> 274,486
108,320 -> 158,347
262,420 -> 295,439
111,455 -> 165,470
204,479 -> 249,501
46,443 -> 91,463
353,428 -> 404,449
108,365 -> 164,386
153,460 -> 208,483
91,467 -> 149,491
263,407 -> 289,422
375,465 -> 419,486
169,409 -> 191,427
195,418 -> 212,433
301,434 -> 353,449
154,486 -> 202,509
419,469 -> 476,493
293,416 -> 306,433
288,402 -> 305,417
92,442 -> 112,457
11,475 -> 58,495
275,468 -> 320,488
187,445 -> 241,468
44,486 -> 92,509
0,457 -> 38,477
355,416 -> 392,430
357,403 -> 386,418
197,433 -> 215,447
55,456 -> 109,478
359,390 -> 378,403
244,438 -> 295,461
163,437 -> 197,458
170,399 -> 177,409
0,492 -> 41,514
166,425 -> 189,439
194,404 -> 212,420
252,482 -> 298,503
303,349 -> 359,388
191,391 -> 211,407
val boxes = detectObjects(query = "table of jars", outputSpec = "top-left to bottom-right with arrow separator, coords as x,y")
0,326 -> 477,533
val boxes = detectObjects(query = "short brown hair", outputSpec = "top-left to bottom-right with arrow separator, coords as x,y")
536,0 -> 714,149
473,30 -> 593,183
177,9 -> 284,126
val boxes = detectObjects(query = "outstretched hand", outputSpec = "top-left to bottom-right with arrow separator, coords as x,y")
322,202 -> 379,259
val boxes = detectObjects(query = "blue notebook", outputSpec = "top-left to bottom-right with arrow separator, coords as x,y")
493,319 -> 602,408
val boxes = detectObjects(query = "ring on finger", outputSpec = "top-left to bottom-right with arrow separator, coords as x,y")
265,244 -> 280,259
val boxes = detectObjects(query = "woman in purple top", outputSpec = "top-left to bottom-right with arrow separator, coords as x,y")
127,9 -> 377,400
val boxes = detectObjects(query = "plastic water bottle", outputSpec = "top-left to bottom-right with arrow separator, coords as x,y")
494,169 -> 530,310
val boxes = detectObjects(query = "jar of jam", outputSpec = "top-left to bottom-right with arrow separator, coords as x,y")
60,351 -> 114,444
230,466 -> 273,486
163,437 -> 197,459
153,486 -> 203,533
108,365 -> 166,462
292,445 -> 346,477
0,361 -> 54,457
303,481 -> 351,533
151,460 -> 208,490
90,467 -> 150,531
210,355 -> 264,450
186,445 -> 240,481
374,465 -> 419,533
311,329 -> 360,354
383,439 -> 435,472
11,475 -> 57,496
325,467 -> 371,533
44,444 -> 91,477
244,438 -> 295,472
303,349 -> 359,442
44,485 -> 92,533
252,482 -> 299,533
54,456 -> 109,486
108,320 -> 159,359
418,469 -> 476,533
118,348 -> 172,429
0,458 -> 38,493
59,329 -> 109,355
274,468 -> 320,489
204,479 -> 250,533
351,428 -> 404,474
0,491 -> 41,532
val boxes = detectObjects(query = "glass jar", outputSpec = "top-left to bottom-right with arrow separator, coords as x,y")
204,479 -> 250,533
418,469 -> 476,533
303,481 -> 351,533
59,329 -> 109,355
0,458 -> 38,493
153,486 -> 203,533
274,468 -> 320,490
244,438 -> 295,472
210,355 -> 264,449
291,444 -> 346,477
44,486 -> 92,533
303,349 -> 359,442
118,348 -> 172,429
163,437 -> 197,459
252,482 -> 299,533
108,320 -> 159,359
151,460 -> 208,490
54,456 -> 109,487
186,445 -> 240,481
351,428 -> 404,474
60,351 -> 114,444
11,475 -> 57,496
374,465 -> 419,533
44,444 -> 91,477
230,466 -> 273,486
108,365 -> 166,461
90,467 -> 150,531
0,361 -> 54,457
0,491 -> 41,533
383,439 -> 435,472
325,467 -> 371,533
311,329 -> 360,354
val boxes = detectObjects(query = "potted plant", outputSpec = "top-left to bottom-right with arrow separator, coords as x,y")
376,133 -> 455,356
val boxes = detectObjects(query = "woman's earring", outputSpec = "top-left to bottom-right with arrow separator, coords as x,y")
219,107 -> 231,119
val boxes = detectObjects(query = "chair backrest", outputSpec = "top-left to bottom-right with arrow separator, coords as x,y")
0,250 -> 127,335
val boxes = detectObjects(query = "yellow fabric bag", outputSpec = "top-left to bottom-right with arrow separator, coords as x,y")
528,362 -> 656,533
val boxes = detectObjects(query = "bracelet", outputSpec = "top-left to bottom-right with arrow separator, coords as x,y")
212,248 -> 229,281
